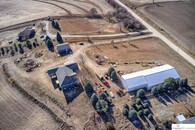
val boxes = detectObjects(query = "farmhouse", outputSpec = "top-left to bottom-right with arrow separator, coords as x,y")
18,27 -> 35,42
47,62 -> 79,91
56,43 -> 72,56
120,64 -> 180,92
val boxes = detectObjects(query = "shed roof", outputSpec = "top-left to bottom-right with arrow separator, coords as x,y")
56,43 -> 70,52
121,64 -> 180,91
176,115 -> 186,122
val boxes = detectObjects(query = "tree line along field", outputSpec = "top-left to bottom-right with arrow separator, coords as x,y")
138,1 -> 195,57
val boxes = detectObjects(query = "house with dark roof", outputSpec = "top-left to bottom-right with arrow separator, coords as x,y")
18,27 -> 36,42
56,43 -> 72,56
47,62 -> 79,90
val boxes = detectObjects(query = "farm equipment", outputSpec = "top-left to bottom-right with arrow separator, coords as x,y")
109,92 -> 115,98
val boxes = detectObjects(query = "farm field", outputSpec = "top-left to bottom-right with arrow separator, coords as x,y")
0,68 -> 60,130
0,0 -> 114,29
138,1 -> 195,56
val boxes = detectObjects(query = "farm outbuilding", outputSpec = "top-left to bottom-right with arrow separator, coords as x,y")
120,64 -> 180,92
56,43 -> 72,56
176,114 -> 186,123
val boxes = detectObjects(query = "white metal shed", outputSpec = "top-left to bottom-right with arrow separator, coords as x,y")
120,64 -> 180,92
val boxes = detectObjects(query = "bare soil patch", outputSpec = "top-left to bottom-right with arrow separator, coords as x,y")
50,18 -> 122,35
86,37 -> 195,86
138,1 -> 195,56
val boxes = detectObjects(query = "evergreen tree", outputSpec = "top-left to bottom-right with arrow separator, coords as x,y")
56,32 -> 64,44
14,43 -> 18,52
90,93 -> 98,107
136,89 -> 145,99
110,71 -> 118,81
98,92 -> 107,101
128,110 -> 137,120
108,67 -> 115,76
46,39 -> 54,49
122,107 -> 129,117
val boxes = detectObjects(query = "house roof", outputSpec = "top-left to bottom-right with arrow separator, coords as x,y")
121,64 -> 180,91
56,65 -> 76,87
47,67 -> 59,76
56,43 -> 70,52
18,27 -> 35,37
176,115 -> 186,122
47,62 -> 78,76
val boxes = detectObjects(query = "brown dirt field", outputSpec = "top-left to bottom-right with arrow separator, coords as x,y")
86,37 -> 195,86
50,18 -> 122,35
150,91 -> 195,121
0,68 -> 60,130
138,1 -> 195,57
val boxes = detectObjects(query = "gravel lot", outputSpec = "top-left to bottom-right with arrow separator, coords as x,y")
138,1 -> 195,56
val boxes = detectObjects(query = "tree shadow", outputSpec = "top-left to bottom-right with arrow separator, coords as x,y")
130,118 -> 144,129
63,84 -> 84,104
98,105 -> 114,123
141,116 -> 151,129
185,86 -> 195,94
150,119 -> 158,127
155,96 -> 167,106
142,97 -> 153,108
19,48 -> 24,54
160,93 -> 173,104
48,47 -> 54,52
165,92 -> 179,103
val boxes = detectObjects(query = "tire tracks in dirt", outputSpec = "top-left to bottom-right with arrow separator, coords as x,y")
76,0 -> 104,13
32,0 -> 72,15
2,63 -> 75,130
50,0 -> 89,14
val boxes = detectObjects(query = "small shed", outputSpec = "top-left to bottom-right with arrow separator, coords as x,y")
56,43 -> 72,55
176,114 -> 186,123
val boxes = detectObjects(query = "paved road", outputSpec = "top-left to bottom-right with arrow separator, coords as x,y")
114,0 -> 195,66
